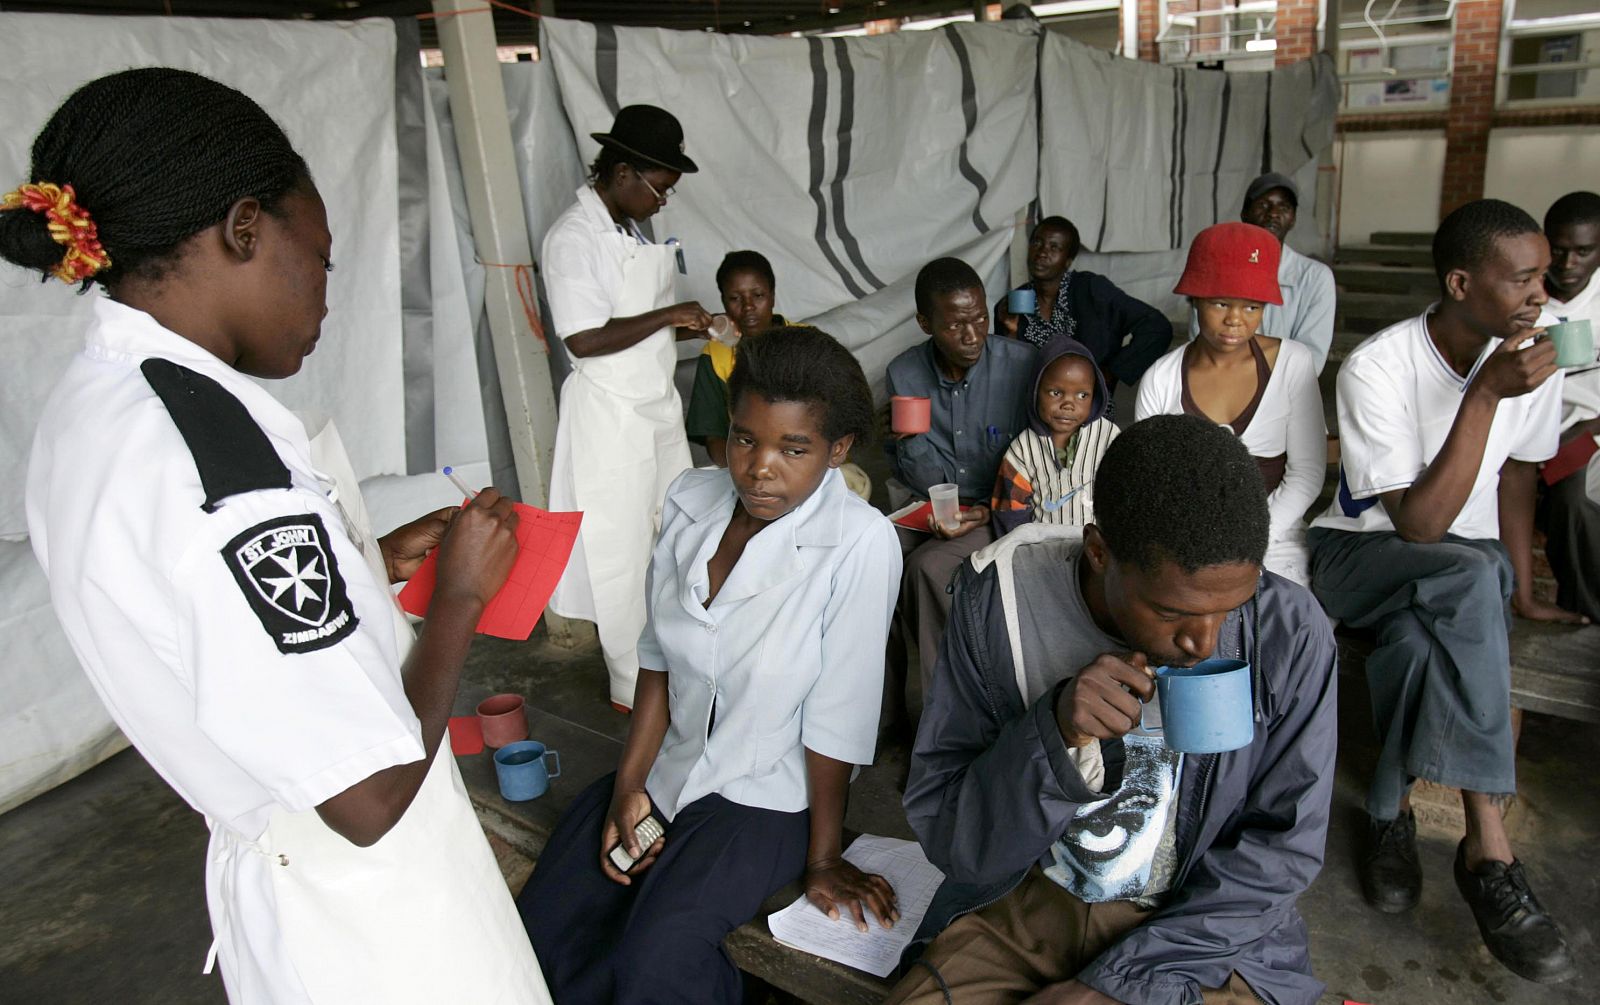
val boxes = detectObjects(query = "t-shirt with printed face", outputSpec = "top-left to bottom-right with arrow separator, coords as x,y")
1011,544 -> 1184,906
1312,308 -> 1562,540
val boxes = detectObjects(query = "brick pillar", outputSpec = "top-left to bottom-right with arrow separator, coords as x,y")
1274,0 -> 1319,65
1135,0 -> 1160,62
1440,0 -> 1504,216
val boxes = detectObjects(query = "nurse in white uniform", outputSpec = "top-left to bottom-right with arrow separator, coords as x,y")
7,69 -> 551,1004
542,105 -> 713,710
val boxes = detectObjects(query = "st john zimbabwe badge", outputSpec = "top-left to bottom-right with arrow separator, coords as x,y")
223,512 -> 359,655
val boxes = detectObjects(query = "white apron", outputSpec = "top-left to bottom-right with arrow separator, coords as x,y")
548,239 -> 692,707
204,421 -> 552,1005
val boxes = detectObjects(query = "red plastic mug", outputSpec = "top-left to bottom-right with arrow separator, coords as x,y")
477,694 -> 529,749
891,395 -> 932,435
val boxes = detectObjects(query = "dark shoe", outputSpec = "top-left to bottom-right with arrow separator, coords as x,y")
1360,811 -> 1421,913
1454,841 -> 1576,984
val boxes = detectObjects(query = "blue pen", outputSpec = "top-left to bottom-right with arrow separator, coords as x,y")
987,425 -> 1001,446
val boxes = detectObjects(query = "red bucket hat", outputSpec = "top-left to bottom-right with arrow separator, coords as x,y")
1174,222 -> 1284,305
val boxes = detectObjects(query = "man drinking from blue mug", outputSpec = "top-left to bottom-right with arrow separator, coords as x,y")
887,414 -> 1339,1005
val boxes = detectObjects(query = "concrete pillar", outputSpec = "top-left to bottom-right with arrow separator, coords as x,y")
1440,0 -> 1504,216
432,0 -> 592,649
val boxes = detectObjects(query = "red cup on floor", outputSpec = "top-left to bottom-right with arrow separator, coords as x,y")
891,395 -> 932,435
477,694 -> 529,749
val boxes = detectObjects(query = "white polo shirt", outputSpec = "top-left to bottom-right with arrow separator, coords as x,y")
1312,308 -> 1563,540
640,467 -> 901,820
1547,273 -> 1600,431
540,184 -> 648,341
26,297 -> 424,842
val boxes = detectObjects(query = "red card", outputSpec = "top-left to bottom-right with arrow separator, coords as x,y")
890,500 -> 971,533
1542,434 -> 1597,487
447,716 -> 484,756
397,503 -> 582,640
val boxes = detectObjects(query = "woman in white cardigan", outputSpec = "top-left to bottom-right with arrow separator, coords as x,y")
1135,222 -> 1325,585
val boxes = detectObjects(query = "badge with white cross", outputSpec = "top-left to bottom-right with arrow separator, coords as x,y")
223,512 -> 359,655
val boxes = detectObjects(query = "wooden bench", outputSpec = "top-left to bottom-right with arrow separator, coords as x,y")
451,686 -> 894,1003
454,685 -> 1364,1004
1335,620 -> 1600,724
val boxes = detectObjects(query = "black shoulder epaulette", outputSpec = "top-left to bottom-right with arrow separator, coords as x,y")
141,358 -> 291,513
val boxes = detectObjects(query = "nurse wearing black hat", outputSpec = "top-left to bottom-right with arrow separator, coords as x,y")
543,105 -> 713,712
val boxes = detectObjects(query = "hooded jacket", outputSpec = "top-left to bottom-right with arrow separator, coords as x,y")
990,336 -> 1120,536
903,526 -> 1338,1005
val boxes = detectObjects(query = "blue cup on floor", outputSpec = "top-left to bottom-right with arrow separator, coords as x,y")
1140,658 -> 1254,753
494,740 -> 561,801
1007,288 -> 1037,315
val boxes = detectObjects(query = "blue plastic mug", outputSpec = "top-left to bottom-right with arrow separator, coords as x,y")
494,740 -> 561,801
1007,288 -> 1038,315
1140,658 -> 1254,754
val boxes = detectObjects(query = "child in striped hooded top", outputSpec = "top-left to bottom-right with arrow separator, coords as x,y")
990,334 -> 1120,535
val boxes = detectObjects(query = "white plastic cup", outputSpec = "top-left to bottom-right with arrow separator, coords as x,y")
929,483 -> 961,532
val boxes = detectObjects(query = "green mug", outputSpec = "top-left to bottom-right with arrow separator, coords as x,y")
1547,319 -> 1595,368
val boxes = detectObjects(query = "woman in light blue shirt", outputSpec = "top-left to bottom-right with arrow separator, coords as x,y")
517,327 -> 904,1004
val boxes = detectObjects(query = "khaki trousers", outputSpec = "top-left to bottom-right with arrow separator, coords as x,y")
885,868 -> 1261,1005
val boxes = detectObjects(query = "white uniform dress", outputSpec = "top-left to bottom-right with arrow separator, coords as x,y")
26,298 -> 551,1005
1136,338 -> 1325,586
542,185 -> 692,707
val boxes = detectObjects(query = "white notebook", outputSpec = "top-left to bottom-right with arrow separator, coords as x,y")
766,835 -> 946,979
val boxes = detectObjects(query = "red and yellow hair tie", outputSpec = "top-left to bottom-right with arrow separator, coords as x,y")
1,181 -> 112,284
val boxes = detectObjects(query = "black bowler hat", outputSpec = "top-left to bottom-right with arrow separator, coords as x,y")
591,104 -> 699,174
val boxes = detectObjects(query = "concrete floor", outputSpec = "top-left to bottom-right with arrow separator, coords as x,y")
2,629 -> 1595,1004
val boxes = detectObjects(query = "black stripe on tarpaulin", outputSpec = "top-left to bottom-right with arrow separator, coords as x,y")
1168,69 -> 1182,249
1261,71 -> 1273,174
1095,171 -> 1111,250
1030,27 -> 1046,224
806,38 -> 870,299
942,24 -> 991,234
1301,58 -> 1317,159
595,23 -> 621,114
1212,75 -> 1231,224
829,38 -> 887,290
1176,70 -> 1189,247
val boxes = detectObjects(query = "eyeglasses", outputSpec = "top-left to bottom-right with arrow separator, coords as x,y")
636,171 -> 675,204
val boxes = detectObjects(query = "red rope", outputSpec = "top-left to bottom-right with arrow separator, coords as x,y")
479,260 -> 549,351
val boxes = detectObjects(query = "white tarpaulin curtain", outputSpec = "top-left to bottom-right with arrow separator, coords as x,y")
524,18 -> 1337,386
538,16 -> 1041,395
0,13 -> 405,814
1040,37 -> 1337,256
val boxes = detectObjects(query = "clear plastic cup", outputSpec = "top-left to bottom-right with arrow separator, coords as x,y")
707,314 -> 740,346
929,483 -> 961,533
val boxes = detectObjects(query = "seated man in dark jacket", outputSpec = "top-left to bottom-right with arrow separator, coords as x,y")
889,414 -> 1338,1005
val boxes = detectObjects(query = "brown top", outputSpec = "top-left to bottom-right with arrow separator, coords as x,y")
1181,337 -> 1286,493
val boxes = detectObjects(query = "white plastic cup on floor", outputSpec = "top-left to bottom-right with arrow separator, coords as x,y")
929,483 -> 961,533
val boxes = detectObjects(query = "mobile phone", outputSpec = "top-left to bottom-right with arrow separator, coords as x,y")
607,814 -> 665,873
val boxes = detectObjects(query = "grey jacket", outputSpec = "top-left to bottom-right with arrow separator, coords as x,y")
903,529 -> 1338,1005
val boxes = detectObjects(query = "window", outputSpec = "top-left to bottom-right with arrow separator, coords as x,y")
1038,0 -> 1125,55
1499,0 -> 1600,107
1158,0 -> 1279,69
1336,0 -> 1454,111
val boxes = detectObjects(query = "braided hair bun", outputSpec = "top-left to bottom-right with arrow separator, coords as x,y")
0,68 -> 308,289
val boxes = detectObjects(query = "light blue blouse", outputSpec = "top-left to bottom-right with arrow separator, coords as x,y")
640,466 -> 901,820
